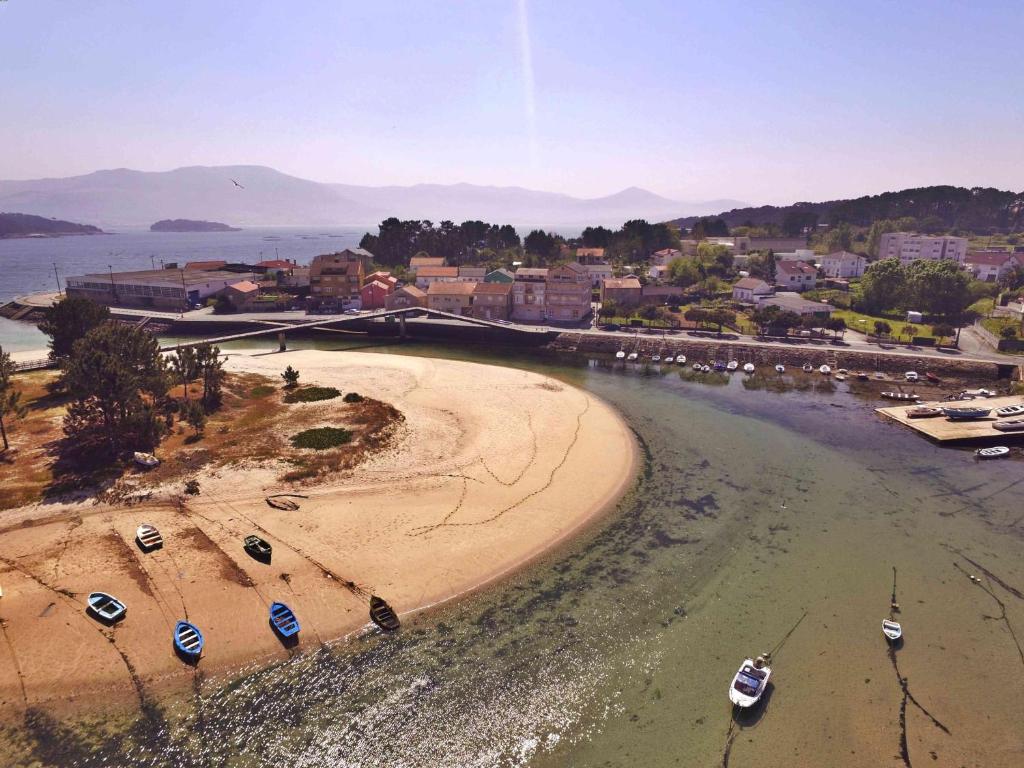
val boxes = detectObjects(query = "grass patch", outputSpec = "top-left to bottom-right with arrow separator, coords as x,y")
249,384 -> 275,398
289,426 -> 353,450
343,392 -> 364,403
830,309 -> 937,341
283,386 -> 342,403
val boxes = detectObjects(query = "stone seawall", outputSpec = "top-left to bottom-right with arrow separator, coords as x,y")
546,332 -> 1016,380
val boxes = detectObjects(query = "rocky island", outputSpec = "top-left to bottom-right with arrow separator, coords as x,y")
0,212 -> 104,238
150,218 -> 242,232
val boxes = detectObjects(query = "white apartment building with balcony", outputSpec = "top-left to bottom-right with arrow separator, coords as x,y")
878,233 -> 968,266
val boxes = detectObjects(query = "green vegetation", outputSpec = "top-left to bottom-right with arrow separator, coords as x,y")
249,384 -> 276,398
0,350 -> 27,451
169,344 -> 225,408
290,426 -> 353,450
343,392 -> 364,403
360,218 -> 521,267
579,220 -> 680,262
183,399 -> 206,437
284,385 -> 342,403
38,296 -> 110,359
829,309 -> 937,341
281,365 -> 300,388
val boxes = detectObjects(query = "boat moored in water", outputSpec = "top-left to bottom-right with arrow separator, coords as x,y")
819,365 -> 832,375
882,619 -> 902,641
627,352 -> 639,361
726,360 -> 739,372
87,592 -> 126,623
664,356 -> 674,363
729,656 -> 772,708
775,364 -> 785,373
802,363 -> 813,373
976,446 -> 1010,460
615,350 -> 626,359
676,355 -> 686,364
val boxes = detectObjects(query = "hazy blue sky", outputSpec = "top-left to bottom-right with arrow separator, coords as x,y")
1,1 -> 1021,204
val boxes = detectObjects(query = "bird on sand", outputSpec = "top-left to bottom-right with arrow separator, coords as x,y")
230,179 -> 245,189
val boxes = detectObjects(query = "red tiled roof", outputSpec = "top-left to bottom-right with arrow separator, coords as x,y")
776,260 -> 817,275
256,260 -> 293,269
603,278 -> 641,289
427,281 -> 476,295
472,282 -> 512,295
417,266 -> 459,278
226,280 -> 259,294
734,277 -> 770,290
967,251 -> 1014,267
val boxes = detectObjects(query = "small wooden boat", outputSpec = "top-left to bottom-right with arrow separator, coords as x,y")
907,406 -> 942,419
743,362 -> 755,373
135,524 -> 163,552
701,365 -> 711,373
925,372 -> 941,384
692,362 -> 702,370
775,364 -> 785,373
904,371 -> 919,382
881,391 -> 920,401
855,372 -> 869,380
713,361 -> 726,372
615,350 -> 626,359
882,619 -> 902,641
836,368 -> 849,376
664,356 -> 674,363
729,655 -> 771,708
995,404 -> 1024,418
269,601 -> 300,638
819,365 -> 832,375
244,534 -> 272,562
627,352 -> 639,361
802,363 -> 813,373
993,419 -> 1024,432
726,360 -> 739,371
833,373 -> 847,381
133,451 -> 159,469
874,371 -> 885,380
369,595 -> 401,632
976,446 -> 1010,460
174,620 -> 204,659
942,406 -> 992,421
676,355 -> 686,365
652,355 -> 661,362
87,592 -> 126,623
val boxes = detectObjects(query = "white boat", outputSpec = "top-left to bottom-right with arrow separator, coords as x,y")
135,524 -> 163,552
905,371 -> 919,382
701,365 -> 711,373
881,391 -> 920,401
692,362 -> 702,370
976,446 -> 1010,459
728,656 -> 772,708
834,373 -> 847,381
743,363 -> 755,373
995,404 -> 1024,417
874,371 -> 886,380
652,355 -> 661,362
882,619 -> 902,641
615,350 -> 626,359
836,368 -> 849,375
627,352 -> 638,361
819,365 -> 831,375
802,363 -> 813,373
677,355 -> 686,365
133,452 -> 159,469
664,356 -> 674,363
726,360 -> 739,372
775,364 -> 785,373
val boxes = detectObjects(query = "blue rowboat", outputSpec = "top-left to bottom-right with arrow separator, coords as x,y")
87,592 -> 126,623
174,621 -> 204,659
269,602 -> 300,638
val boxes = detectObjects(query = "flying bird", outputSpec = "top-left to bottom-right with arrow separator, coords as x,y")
230,179 -> 245,189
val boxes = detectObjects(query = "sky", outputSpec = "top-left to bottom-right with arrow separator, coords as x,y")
1,0 -> 1022,205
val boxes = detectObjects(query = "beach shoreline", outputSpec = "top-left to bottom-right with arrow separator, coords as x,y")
0,350 -> 637,718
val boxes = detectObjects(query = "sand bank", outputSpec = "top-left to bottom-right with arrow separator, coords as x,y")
0,350 -> 636,714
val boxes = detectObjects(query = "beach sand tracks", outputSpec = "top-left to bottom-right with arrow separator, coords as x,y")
177,525 -> 255,589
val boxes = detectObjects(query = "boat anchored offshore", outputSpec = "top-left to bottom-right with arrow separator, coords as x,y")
174,621 -> 204,660
882,619 -> 903,642
269,602 -> 300,638
729,655 -> 772,708
976,446 -> 1010,460
87,592 -> 126,623
135,524 -> 163,552
369,595 -> 401,632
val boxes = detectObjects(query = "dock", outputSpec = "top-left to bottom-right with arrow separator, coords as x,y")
877,395 -> 1024,442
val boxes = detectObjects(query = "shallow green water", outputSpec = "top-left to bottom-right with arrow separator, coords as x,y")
5,341 -> 1023,767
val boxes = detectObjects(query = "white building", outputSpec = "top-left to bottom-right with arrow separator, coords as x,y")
775,260 -> 818,292
821,251 -> 867,278
585,263 -> 613,287
964,250 -> 1020,282
732,277 -> 773,303
775,249 -> 817,261
878,233 -> 968,266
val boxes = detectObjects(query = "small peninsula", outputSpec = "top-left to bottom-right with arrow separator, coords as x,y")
0,212 -> 104,238
150,218 -> 242,232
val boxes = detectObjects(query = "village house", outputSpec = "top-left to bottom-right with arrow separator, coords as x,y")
359,279 -> 393,310
366,270 -> 398,289
545,262 -> 591,323
965,250 -> 1020,282
426,281 -> 476,315
732,277 -> 773,303
758,291 -> 834,318
650,248 -> 682,267
640,284 -> 684,305
456,266 -> 486,283
575,247 -> 607,265
471,282 -> 513,320
309,252 -> 365,310
600,277 -> 642,308
585,263 -> 613,287
409,255 -> 445,270
485,268 -> 514,283
414,266 -> 459,290
775,249 -> 817,262
775,259 -> 818,291
223,280 -> 260,310
511,267 -> 548,322
384,284 -> 427,310
65,268 -> 253,310
821,251 -> 867,278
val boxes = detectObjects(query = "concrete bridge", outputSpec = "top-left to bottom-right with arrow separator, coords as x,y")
158,306 -> 550,352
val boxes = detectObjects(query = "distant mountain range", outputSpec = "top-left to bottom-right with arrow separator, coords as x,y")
0,212 -> 104,238
673,185 -> 1024,232
0,165 -> 742,229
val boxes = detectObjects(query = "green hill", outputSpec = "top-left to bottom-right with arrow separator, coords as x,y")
0,212 -> 104,238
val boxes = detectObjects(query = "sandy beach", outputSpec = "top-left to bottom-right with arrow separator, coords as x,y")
0,350 -> 637,715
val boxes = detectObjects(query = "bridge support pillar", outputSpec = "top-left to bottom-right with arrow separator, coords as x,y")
278,332 -> 286,352
399,313 -> 407,340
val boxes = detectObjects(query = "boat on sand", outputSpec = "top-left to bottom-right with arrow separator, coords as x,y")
244,534 -> 272,562
135,524 -> 163,552
87,592 -> 126,623
269,602 -> 300,638
881,391 -> 920,401
729,655 -> 771,707
882,619 -> 902,641
369,595 -> 401,632
174,620 -> 204,660
976,446 -> 1010,460
133,452 -> 159,469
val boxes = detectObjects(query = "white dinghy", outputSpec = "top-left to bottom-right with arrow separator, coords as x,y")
729,655 -> 772,708
882,619 -> 902,642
